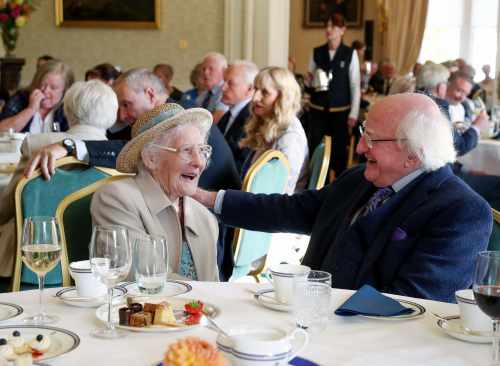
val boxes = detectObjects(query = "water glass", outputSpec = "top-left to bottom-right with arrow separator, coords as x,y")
133,234 -> 167,295
292,281 -> 331,334
307,270 -> 332,286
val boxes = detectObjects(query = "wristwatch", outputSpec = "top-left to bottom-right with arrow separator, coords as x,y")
62,138 -> 75,156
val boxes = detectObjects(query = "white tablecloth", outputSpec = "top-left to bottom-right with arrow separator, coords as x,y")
458,139 -> 500,176
0,283 -> 489,366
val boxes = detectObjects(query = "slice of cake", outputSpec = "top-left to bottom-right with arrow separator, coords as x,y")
129,311 -> 152,327
153,302 -> 177,326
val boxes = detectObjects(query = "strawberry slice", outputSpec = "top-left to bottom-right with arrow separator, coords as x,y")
184,300 -> 204,315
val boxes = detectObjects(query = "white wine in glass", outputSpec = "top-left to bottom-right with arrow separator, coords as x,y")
21,216 -> 62,324
89,225 -> 131,339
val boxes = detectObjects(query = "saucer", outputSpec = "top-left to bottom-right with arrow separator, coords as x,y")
254,289 -> 291,312
55,287 -> 127,308
360,299 -> 426,320
119,280 -> 192,297
436,315 -> 492,343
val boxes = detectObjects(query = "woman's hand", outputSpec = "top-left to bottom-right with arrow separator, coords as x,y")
28,89 -> 45,112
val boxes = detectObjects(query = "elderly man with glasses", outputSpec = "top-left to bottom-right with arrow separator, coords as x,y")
194,93 -> 492,303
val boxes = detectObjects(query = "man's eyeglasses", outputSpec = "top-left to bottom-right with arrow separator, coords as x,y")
358,122 -> 406,149
151,143 -> 212,162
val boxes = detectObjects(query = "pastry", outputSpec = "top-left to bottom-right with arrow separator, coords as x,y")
129,311 -> 152,327
163,337 -> 227,366
0,339 -> 15,361
28,334 -> 50,353
8,331 -> 27,354
154,302 -> 177,326
143,303 -> 158,314
119,307 -> 132,326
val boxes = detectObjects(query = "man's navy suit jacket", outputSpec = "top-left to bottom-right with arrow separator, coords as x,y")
220,165 -> 492,303
217,102 -> 251,173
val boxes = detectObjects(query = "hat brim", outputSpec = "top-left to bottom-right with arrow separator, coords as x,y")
116,108 -> 212,173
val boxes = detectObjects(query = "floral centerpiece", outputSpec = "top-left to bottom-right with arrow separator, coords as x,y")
0,0 -> 37,57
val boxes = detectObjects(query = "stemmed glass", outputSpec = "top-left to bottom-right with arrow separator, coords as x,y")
89,225 -> 131,339
21,216 -> 62,324
473,251 -> 500,365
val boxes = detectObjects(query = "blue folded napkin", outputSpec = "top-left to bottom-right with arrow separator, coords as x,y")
335,284 -> 415,317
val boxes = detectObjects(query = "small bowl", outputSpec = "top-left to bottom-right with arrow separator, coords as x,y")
455,289 -> 492,332
69,260 -> 107,298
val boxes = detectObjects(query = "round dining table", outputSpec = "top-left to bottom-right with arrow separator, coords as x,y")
0,282 -> 489,365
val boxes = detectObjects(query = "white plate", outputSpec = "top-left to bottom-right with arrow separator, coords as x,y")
0,302 -> 23,321
120,280 -> 192,297
360,299 -> 426,320
436,315 -> 492,343
254,289 -> 291,312
96,297 -> 219,333
55,287 -> 127,308
0,325 -> 80,361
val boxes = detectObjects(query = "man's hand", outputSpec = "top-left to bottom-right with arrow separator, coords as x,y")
24,143 -> 68,180
472,111 -> 489,132
191,188 -> 217,209
347,117 -> 358,128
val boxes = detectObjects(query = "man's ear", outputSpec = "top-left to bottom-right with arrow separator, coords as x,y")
145,87 -> 156,104
405,152 -> 421,169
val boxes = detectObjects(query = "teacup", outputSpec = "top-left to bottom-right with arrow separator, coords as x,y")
216,325 -> 308,366
69,260 -> 107,298
269,264 -> 310,304
456,289 -> 491,332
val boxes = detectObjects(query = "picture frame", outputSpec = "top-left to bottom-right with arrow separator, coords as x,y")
303,0 -> 363,28
55,0 -> 160,29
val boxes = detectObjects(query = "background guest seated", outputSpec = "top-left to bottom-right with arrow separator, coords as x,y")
153,63 -> 183,102
240,66 -> 308,193
85,62 -> 121,86
91,104 -> 219,281
0,79 -> 118,279
0,60 -> 74,133
194,93 -> 492,303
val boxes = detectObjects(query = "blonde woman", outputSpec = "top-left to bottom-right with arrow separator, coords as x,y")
240,67 -> 308,193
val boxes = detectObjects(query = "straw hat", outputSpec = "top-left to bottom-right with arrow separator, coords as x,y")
116,103 -> 212,173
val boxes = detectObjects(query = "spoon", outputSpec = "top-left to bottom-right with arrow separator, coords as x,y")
200,314 -> 229,337
432,312 -> 492,337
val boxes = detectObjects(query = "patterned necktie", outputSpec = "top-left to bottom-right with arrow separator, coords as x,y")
201,90 -> 212,109
359,187 -> 394,217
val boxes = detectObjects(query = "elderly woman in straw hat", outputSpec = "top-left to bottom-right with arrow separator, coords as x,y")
91,103 -> 219,281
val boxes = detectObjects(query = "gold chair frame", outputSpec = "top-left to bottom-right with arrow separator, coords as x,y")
232,150 -> 290,281
313,135 -> 332,190
12,157 -> 124,291
347,134 -> 356,169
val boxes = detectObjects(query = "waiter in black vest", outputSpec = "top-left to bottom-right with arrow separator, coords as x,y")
307,13 -> 360,181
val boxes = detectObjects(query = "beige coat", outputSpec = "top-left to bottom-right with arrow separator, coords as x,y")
0,125 -> 107,277
90,167 -> 219,282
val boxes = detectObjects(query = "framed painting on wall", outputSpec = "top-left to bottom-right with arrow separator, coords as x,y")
303,0 -> 363,28
55,0 -> 160,29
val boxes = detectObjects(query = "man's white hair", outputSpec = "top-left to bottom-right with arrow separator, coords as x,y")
63,80 -> 118,130
396,108 -> 456,171
416,62 -> 450,91
115,67 -> 166,96
229,60 -> 259,86
203,52 -> 228,69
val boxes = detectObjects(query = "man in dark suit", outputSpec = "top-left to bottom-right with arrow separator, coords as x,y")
218,60 -> 258,172
194,93 -> 492,303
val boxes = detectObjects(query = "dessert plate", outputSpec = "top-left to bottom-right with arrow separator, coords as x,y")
254,289 -> 291,312
436,315 -> 492,343
0,302 -> 23,322
55,286 -> 127,308
120,280 -> 192,297
0,325 -> 80,361
96,297 -> 219,333
360,299 -> 426,320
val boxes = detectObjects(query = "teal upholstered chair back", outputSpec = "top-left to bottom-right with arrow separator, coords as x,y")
13,157 -> 120,291
489,209 -> 500,251
231,150 -> 290,281
56,175 -> 129,285
307,135 -> 331,190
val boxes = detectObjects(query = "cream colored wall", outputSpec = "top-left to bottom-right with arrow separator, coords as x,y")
12,0 -> 224,90
289,0 -> 379,75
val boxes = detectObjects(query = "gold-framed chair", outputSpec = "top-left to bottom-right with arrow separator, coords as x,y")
489,208 -> 500,251
12,157 -> 124,291
231,150 -> 290,282
307,135 -> 331,190
55,175 -> 130,287
347,134 -> 357,169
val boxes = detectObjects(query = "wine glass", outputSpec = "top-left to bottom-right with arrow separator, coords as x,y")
21,216 -> 62,324
473,251 -> 500,365
89,225 -> 131,339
